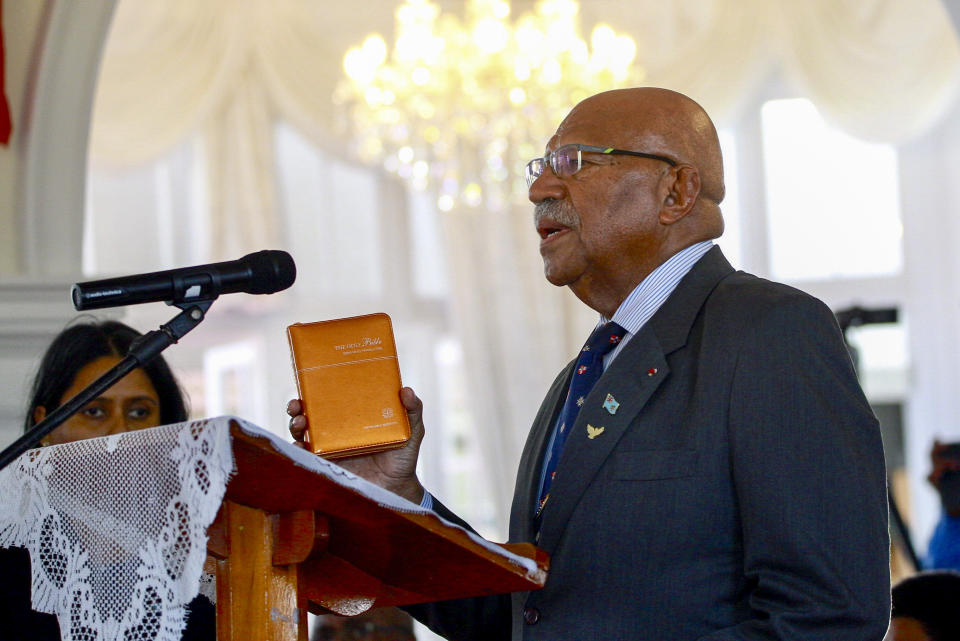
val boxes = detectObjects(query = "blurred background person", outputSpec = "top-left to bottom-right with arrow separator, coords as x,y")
885,570 -> 960,641
924,440 -> 960,571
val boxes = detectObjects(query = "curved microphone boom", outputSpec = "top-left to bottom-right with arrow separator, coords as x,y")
71,250 -> 297,310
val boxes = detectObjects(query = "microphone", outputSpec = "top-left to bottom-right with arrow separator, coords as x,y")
71,250 -> 297,310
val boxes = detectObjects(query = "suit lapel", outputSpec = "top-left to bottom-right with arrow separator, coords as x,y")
510,364 -> 573,542
535,329 -> 668,552
534,246 -> 735,554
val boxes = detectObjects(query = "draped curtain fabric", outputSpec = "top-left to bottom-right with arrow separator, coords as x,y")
89,0 -> 960,227
88,0 -> 960,528
89,0 -> 346,259
772,0 -> 960,142
626,0 -> 960,143
203,70 -> 279,260
437,205 -> 598,510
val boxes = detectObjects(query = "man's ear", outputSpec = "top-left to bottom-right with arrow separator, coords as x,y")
659,165 -> 701,225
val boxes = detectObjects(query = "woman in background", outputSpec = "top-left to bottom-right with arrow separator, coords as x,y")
24,319 -> 187,441
0,319 -> 214,640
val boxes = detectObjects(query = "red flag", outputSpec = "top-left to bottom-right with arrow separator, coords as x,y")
0,0 -> 12,146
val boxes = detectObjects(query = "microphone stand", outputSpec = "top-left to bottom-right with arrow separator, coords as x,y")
0,300 -> 213,473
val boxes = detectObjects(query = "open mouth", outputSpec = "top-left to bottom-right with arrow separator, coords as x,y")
537,221 -> 570,240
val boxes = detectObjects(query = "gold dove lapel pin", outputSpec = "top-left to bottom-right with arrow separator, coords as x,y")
586,424 -> 605,439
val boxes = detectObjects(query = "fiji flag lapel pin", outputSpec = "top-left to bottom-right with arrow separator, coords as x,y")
602,393 -> 619,415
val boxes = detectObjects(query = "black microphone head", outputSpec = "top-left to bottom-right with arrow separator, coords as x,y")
71,284 -> 83,310
241,250 -> 296,294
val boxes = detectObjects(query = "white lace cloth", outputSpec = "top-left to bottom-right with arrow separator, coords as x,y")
0,416 -> 541,641
0,418 -> 231,641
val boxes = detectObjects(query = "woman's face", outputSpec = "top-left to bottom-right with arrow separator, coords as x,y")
35,356 -> 162,445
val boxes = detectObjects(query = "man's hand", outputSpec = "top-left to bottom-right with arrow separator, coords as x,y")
287,387 -> 427,504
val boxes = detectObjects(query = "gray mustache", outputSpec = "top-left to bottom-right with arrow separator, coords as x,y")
534,201 -> 580,229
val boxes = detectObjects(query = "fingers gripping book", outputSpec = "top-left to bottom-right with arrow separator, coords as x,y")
286,313 -> 411,458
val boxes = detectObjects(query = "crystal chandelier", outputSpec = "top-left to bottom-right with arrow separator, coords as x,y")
335,0 -> 642,212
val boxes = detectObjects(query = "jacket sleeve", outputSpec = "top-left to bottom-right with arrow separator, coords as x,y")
402,498 -> 512,641
698,295 -> 891,640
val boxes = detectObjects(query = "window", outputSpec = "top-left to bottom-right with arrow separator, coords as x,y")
716,129 -> 741,268
275,122 -> 382,298
85,138 -> 207,276
761,98 -> 903,281
407,190 -> 449,298
434,337 -> 499,540
203,341 -> 268,426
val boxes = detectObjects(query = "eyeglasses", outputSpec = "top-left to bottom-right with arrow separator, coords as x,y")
524,144 -> 677,188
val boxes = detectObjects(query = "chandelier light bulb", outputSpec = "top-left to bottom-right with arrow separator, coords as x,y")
337,0 -> 642,210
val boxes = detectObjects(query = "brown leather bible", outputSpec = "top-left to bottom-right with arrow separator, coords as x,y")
286,313 -> 410,458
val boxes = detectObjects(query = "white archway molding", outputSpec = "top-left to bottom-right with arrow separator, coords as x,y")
20,0 -> 116,278
0,0 -> 117,444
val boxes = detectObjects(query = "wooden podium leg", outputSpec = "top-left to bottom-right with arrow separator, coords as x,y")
214,501 -> 308,641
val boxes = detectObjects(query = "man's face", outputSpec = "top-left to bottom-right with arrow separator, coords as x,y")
528,111 -> 671,299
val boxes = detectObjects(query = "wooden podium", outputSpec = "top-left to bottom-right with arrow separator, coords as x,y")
206,420 -> 548,640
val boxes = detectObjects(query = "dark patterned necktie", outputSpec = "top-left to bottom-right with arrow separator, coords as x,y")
537,321 -> 626,520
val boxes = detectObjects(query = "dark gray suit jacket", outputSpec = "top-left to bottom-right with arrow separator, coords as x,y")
411,247 -> 890,640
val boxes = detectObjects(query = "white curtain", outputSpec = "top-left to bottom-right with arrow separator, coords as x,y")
773,0 -> 960,142
622,0 -> 960,143
88,0 -> 960,528
90,0 -> 960,163
436,204 -> 597,511
89,0 -> 347,259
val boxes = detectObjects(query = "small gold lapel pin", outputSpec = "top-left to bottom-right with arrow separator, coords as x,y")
586,424 -> 605,439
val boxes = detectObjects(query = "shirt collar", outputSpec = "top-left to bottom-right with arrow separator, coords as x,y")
602,240 -> 715,336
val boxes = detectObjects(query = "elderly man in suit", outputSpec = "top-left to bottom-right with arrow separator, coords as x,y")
289,87 -> 891,640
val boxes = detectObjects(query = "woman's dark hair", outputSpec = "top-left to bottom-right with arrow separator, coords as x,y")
891,570 -> 960,641
24,318 -> 188,432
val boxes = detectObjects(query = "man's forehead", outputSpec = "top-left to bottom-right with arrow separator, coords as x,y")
544,117 -> 645,153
